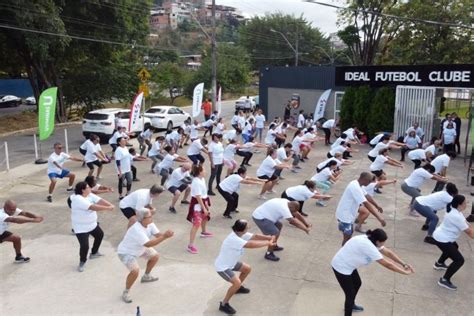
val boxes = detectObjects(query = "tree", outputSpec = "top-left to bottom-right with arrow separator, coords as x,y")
352,86 -> 374,133
339,87 -> 357,130
238,13 -> 331,70
367,87 -> 395,137
151,62 -> 188,104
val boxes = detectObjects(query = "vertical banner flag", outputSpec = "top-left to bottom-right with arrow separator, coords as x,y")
38,87 -> 58,141
192,82 -> 204,117
217,85 -> 222,116
313,89 -> 332,121
129,91 -> 144,132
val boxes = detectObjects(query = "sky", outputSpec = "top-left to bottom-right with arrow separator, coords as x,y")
216,0 -> 344,35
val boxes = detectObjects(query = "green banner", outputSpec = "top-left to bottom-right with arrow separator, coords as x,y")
38,87 -> 58,141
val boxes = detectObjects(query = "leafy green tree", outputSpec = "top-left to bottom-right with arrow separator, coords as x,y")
151,62 -> 188,104
367,87 -> 395,137
352,86 -> 374,133
339,87 -> 357,130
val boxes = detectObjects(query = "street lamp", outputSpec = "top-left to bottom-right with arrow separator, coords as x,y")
270,28 -> 299,66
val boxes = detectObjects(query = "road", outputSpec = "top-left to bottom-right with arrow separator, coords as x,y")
0,100 -> 237,170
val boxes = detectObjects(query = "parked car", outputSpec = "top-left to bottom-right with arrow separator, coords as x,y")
144,105 -> 191,130
82,108 -> 151,142
235,96 -> 256,112
25,96 -> 36,105
0,95 -> 22,107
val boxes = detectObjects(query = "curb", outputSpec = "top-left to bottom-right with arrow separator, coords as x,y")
0,121 -> 82,138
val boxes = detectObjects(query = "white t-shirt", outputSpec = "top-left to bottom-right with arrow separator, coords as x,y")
219,174 -> 243,194
238,116 -> 246,129
431,154 -> 450,174
404,135 -> 421,149
109,131 -> 127,145
404,168 -> 433,188
416,191 -> 453,210
297,114 -> 305,128
242,122 -> 253,135
157,153 -> 178,172
148,141 -> 162,157
425,144 -> 437,156
257,156 -> 277,177
215,232 -> 253,271
443,128 -> 456,144
255,114 -> 266,128
223,129 -> 237,142
187,139 -> 204,156
408,149 -> 426,161
85,142 -> 100,163
406,126 -> 424,138
370,155 -> 388,171
322,119 -> 335,129
119,189 -> 151,210
362,182 -> 377,197
442,121 -> 456,130
140,128 -> 153,140
215,122 -> 225,134
433,209 -> 469,243
190,123 -> 200,139
70,193 -> 101,234
292,135 -> 304,154
47,152 -> 71,174
0,207 -> 21,234
265,129 -> 277,145
208,141 -> 224,164
166,168 -> 189,189
231,115 -> 239,126
331,137 -> 344,149
80,139 -> 90,151
369,134 -> 384,146
276,148 -> 289,161
343,128 -> 356,140
317,158 -> 341,170
115,146 -> 132,173
117,222 -> 160,257
368,142 -> 389,158
331,235 -> 383,275
285,185 -> 314,201
191,177 -> 208,207
223,144 -> 237,160
252,198 -> 293,222
329,145 -> 346,157
336,180 -> 367,224
311,167 -> 332,182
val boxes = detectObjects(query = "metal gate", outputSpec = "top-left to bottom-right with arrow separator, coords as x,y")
394,86 -> 436,140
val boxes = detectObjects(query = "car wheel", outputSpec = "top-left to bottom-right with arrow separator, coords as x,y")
144,122 -> 151,130
167,121 -> 173,131
185,117 -> 191,124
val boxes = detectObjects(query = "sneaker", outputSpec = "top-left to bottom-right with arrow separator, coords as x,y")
223,214 -> 232,219
266,190 -> 276,194
78,262 -> 85,272
245,163 -> 252,167
433,261 -> 449,271
279,176 -> 285,180
273,245 -> 284,252
169,207 -> 177,214
46,196 -> 52,203
316,200 -> 327,207
232,209 -> 240,213
208,191 -> 216,196
89,252 -> 105,259
466,214 -> 474,223
66,187 -> 74,192
374,188 -> 382,194
187,245 -> 198,254
141,274 -> 159,283
354,225 -> 366,234
437,278 -> 457,291
200,231 -> 214,238
258,194 -> 267,200
122,290 -> 132,303
14,255 -> 30,263
353,304 -> 364,312
236,285 -> 250,294
295,166 -> 302,169
133,178 -> 140,182
181,200 -> 190,205
421,224 -> 429,231
424,236 -> 437,245
264,252 -> 280,262
290,169 -> 299,173
219,302 -> 236,315
408,210 -> 420,217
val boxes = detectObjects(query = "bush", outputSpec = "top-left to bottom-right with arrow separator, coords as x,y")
339,87 -> 357,130
367,87 -> 395,137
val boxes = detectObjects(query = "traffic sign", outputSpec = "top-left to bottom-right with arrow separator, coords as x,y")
138,68 -> 151,82
138,83 -> 150,97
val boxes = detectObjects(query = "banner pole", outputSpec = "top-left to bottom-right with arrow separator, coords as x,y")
34,132 -> 47,164
34,133 -> 39,160
5,142 -> 9,171
64,129 -> 69,154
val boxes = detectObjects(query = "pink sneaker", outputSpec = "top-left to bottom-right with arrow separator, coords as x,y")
200,231 -> 214,238
187,245 -> 198,254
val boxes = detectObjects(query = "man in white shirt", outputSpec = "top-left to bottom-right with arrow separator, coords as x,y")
47,142 -> 83,203
115,137 -> 133,200
187,138 -> 209,165
0,200 -> 43,263
117,208 -> 174,303
252,199 -> 311,261
321,119 -> 337,145
166,163 -> 192,214
431,151 -> 456,192
119,185 -> 164,227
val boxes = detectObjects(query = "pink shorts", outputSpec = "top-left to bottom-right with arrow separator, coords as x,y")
224,159 -> 237,169
192,211 -> 207,227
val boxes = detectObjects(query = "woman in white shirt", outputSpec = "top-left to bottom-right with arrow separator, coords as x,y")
208,133 -> 225,195
186,164 -> 213,254
401,130 -> 421,161
218,166 -> 265,219
369,148 -> 403,182
215,117 -> 225,135
311,160 -> 340,206
441,122 -> 457,154
254,109 -> 266,143
281,181 -> 331,216
401,164 -> 447,217
256,148 -> 290,200
413,183 -> 458,244
70,181 -> 114,272
155,145 -> 188,186
433,195 -> 474,290
215,219 -> 275,315
297,110 -> 305,128
148,136 -> 165,172
332,229 -> 414,315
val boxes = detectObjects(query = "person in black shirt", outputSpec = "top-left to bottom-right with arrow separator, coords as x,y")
452,112 -> 461,154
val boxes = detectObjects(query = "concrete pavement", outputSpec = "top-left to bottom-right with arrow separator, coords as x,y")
0,124 -> 473,315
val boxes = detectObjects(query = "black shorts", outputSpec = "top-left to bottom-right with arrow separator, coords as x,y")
258,174 -> 278,182
371,170 -> 384,178
0,231 -> 13,243
79,148 -> 87,156
86,160 -> 102,170
120,207 -> 136,219
368,155 -> 376,162
168,184 -> 188,194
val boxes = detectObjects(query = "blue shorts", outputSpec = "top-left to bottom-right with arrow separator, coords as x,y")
338,221 -> 353,236
48,169 -> 70,179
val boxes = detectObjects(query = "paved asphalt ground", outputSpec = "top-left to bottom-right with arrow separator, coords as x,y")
0,103 -> 473,315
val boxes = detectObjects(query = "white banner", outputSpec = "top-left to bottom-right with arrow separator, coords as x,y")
129,91 -> 144,132
313,89 -> 331,121
192,82 -> 204,118
217,85 -> 222,116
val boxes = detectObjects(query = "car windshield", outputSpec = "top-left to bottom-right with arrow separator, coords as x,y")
116,112 -> 130,119
146,108 -> 166,114
84,113 -> 109,120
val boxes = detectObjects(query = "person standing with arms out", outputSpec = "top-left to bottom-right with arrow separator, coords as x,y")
85,134 -> 108,179
332,229 -> 414,316
215,219 -> 276,315
254,109 -> 266,143
70,181 -> 114,272
117,208 -> 174,303
452,112 -> 461,154
115,137 -> 133,200
336,172 -> 386,246
208,133 -> 225,196
433,194 -> 474,290
186,164 -> 213,254
166,163 -> 192,214
0,200 -> 43,263
202,98 -> 212,121
47,142 -> 83,203
321,118 -> 336,145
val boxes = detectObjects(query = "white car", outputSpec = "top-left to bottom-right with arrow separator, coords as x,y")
144,105 -> 191,130
82,108 -> 151,142
235,96 -> 256,112
25,96 -> 36,105
0,95 -> 22,107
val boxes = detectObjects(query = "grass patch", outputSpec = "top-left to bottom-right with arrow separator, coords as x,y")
440,106 -> 470,119
0,111 -> 38,134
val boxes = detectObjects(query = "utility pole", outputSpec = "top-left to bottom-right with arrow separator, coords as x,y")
211,0 -> 217,111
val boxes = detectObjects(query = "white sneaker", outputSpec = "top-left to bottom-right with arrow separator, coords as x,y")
78,262 -> 85,272
122,290 -> 132,303
89,252 -> 105,259
141,274 -> 159,283
258,194 -> 267,200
